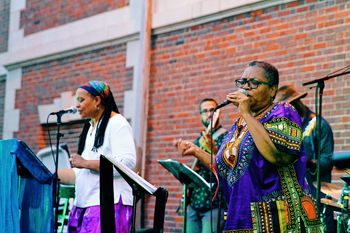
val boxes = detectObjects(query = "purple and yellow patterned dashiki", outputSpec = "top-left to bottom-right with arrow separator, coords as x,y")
216,102 -> 323,233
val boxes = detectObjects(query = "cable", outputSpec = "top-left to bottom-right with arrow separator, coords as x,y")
46,114 -> 56,164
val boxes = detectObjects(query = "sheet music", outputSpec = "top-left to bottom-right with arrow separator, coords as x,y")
104,156 -> 157,195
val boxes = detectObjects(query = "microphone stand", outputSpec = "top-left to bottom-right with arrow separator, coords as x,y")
303,67 -> 350,208
52,112 -> 64,233
182,113 -> 215,233
209,111 -> 214,233
208,109 -> 220,233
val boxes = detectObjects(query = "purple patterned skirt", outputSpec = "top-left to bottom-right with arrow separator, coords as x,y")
67,197 -> 132,233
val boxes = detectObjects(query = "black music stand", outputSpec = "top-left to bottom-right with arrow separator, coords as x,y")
100,155 -> 168,233
100,155 -> 116,233
303,66 -> 350,207
158,159 -> 210,233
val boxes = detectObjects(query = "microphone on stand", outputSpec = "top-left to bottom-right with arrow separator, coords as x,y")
48,106 -> 77,233
49,107 -> 77,116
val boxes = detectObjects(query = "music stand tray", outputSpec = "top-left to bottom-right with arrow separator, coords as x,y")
102,156 -> 168,233
102,156 -> 157,195
158,159 -> 211,233
158,159 -> 210,189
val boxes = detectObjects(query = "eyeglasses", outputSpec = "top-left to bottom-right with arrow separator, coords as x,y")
200,108 -> 215,114
235,78 -> 270,89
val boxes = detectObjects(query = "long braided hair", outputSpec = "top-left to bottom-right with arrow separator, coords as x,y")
77,80 -> 119,154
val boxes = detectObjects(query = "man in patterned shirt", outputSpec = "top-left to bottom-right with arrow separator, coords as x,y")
187,98 -> 227,233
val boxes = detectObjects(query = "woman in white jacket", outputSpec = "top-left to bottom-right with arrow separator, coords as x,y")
59,80 -> 136,233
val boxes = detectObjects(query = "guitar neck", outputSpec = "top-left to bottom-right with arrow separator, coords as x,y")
191,158 -> 199,170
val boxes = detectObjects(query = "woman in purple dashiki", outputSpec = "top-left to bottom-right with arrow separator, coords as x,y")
176,61 -> 323,232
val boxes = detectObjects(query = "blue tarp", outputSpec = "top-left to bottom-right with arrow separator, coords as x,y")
0,139 -> 54,233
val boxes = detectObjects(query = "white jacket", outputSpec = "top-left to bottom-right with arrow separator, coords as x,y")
74,114 -> 136,207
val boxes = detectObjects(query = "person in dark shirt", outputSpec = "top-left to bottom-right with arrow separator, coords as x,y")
276,84 -> 335,233
187,98 -> 227,233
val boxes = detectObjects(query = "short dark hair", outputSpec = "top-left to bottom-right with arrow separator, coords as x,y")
247,61 -> 279,87
199,98 -> 218,112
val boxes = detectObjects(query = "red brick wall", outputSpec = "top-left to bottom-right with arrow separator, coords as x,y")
0,0 -> 10,52
146,1 -> 350,231
16,44 -> 132,153
13,0 -> 350,231
20,0 -> 130,35
43,121 -> 86,154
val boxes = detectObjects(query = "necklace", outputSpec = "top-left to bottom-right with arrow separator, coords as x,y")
252,103 -> 274,118
223,117 -> 248,168
89,118 -> 101,136
222,103 -> 274,168
89,125 -> 95,136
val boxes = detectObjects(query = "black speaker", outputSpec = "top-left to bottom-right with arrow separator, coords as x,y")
333,151 -> 350,169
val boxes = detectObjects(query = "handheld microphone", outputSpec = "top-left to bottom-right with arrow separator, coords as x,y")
213,100 -> 231,111
49,107 -> 77,115
213,89 -> 249,111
